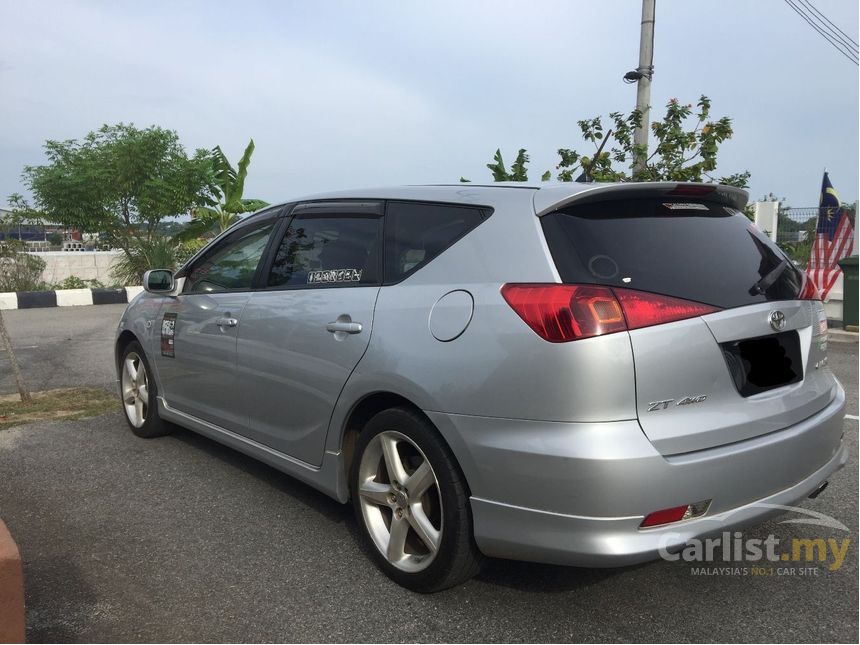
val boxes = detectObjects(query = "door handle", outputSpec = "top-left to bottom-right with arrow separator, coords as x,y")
216,317 -> 238,328
326,321 -> 362,334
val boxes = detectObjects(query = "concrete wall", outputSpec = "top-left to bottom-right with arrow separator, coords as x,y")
33,251 -> 123,285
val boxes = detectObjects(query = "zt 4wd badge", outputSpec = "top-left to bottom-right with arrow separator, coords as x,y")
648,395 -> 707,411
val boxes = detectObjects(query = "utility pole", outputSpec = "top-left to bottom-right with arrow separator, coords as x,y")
632,0 -> 655,176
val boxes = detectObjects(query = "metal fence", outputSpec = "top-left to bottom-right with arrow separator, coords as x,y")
775,206 -> 855,268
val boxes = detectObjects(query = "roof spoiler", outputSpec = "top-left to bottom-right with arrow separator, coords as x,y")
533,182 -> 749,217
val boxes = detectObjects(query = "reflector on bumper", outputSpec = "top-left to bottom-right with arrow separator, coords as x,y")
640,499 -> 711,528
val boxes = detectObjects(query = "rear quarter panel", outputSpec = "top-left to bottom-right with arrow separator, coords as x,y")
324,198 -> 638,452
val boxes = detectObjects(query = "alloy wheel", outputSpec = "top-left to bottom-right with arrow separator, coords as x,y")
357,430 -> 443,573
121,352 -> 149,428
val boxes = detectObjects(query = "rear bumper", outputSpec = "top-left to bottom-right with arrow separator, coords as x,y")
426,384 -> 847,567
470,442 -> 846,566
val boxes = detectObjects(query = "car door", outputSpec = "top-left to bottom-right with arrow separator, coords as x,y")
236,201 -> 383,465
154,212 -> 279,431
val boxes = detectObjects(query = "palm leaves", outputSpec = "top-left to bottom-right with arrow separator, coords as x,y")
486,148 -> 531,182
178,139 -> 268,241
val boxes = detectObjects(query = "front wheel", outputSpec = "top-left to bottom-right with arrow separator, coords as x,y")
350,407 -> 481,592
119,341 -> 170,438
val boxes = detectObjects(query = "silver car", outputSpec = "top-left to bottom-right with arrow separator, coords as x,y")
116,182 -> 846,592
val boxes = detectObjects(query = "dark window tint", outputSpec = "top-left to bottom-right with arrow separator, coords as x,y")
385,202 -> 487,282
541,199 -> 802,309
267,215 -> 381,288
184,219 -> 275,293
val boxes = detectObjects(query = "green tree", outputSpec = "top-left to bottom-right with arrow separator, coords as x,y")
465,96 -> 750,188
0,240 -> 46,292
177,139 -> 268,240
15,124 -> 215,279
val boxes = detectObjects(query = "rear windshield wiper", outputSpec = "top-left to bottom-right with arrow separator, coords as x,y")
749,258 -> 789,296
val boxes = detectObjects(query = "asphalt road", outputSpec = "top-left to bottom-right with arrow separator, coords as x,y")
0,305 -> 124,396
0,305 -> 857,643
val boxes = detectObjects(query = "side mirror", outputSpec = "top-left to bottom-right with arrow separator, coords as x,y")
143,269 -> 175,293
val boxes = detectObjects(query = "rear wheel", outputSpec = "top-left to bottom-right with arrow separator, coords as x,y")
119,341 -> 170,438
350,407 -> 481,592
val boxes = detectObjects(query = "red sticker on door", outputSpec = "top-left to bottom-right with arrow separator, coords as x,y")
161,313 -> 177,357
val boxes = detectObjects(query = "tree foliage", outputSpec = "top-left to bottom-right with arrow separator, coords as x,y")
464,96 -> 750,188
18,124 -> 215,252
0,240 -> 46,292
111,235 -> 187,285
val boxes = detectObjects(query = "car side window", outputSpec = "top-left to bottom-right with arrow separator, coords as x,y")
384,202 -> 488,283
266,214 -> 382,288
183,219 -> 276,293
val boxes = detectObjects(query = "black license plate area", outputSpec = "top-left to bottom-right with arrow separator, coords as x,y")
721,330 -> 803,397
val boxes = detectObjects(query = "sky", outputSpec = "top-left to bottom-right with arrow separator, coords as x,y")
1,0 -> 858,209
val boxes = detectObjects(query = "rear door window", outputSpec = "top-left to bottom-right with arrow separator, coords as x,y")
384,202 -> 488,283
541,199 -> 802,308
266,211 -> 382,288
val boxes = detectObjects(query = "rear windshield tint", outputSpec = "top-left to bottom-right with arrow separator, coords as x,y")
541,198 -> 802,309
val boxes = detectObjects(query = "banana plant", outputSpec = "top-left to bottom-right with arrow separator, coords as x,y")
178,139 -> 268,240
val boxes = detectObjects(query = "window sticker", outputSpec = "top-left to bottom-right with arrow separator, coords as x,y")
307,268 -> 363,284
161,313 -> 177,358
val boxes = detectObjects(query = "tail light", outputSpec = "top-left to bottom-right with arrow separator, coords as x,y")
501,284 -> 719,342
665,184 -> 716,197
613,289 -> 719,329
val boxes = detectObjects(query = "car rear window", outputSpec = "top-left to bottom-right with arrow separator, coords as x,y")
541,198 -> 802,309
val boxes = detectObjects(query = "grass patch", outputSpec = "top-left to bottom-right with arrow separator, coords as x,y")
0,387 -> 118,428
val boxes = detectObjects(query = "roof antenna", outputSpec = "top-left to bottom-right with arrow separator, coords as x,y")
575,129 -> 612,183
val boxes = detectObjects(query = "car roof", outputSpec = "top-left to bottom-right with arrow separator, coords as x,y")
273,183 -> 539,210
260,181 -> 749,216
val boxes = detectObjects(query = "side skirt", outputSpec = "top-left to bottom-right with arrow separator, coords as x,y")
158,398 -> 349,503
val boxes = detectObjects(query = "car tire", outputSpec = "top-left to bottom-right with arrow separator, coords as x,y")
350,406 -> 482,592
119,341 -> 170,439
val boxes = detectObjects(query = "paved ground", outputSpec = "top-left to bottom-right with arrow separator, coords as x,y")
0,305 -> 123,396
0,306 -> 857,642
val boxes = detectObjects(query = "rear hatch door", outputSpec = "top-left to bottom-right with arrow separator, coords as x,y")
541,191 -> 836,455
630,299 -> 831,454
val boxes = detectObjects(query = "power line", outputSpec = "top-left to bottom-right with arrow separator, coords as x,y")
783,0 -> 859,65
785,0 -> 858,63
797,0 -> 859,49
784,0 -> 859,64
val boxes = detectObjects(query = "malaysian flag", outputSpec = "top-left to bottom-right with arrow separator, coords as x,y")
806,172 -> 855,300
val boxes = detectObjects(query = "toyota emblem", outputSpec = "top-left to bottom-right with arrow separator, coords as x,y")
769,310 -> 786,331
